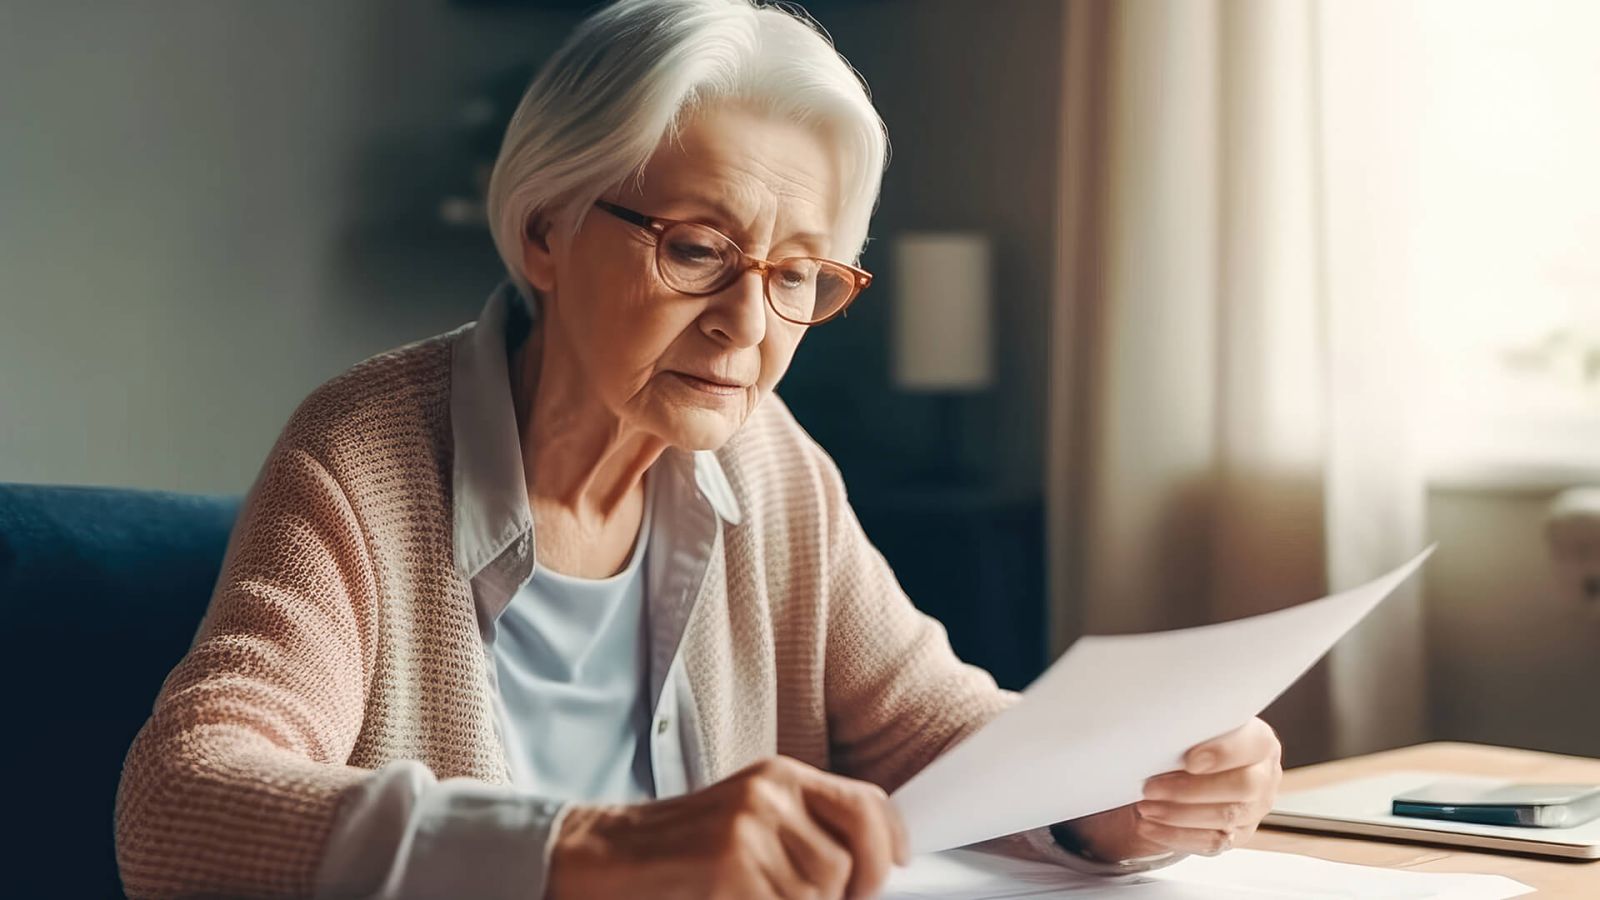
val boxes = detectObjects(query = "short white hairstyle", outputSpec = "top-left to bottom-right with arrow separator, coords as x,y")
486,0 -> 889,302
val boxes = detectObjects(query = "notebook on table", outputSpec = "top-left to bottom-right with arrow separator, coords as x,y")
1264,770 -> 1600,860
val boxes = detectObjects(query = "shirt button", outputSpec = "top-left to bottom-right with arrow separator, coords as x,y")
656,717 -> 670,735
515,535 -> 530,557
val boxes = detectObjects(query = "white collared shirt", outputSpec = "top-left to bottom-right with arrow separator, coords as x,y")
313,283 -> 742,899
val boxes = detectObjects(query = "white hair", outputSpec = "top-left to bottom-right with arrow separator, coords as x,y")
486,0 -> 889,302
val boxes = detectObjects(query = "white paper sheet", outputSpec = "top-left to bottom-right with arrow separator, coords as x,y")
882,847 -> 1533,899
893,546 -> 1435,854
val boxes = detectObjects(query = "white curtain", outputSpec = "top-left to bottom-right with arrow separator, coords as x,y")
1048,0 -> 1428,766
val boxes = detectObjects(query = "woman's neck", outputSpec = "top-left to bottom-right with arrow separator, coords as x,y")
510,320 -> 668,523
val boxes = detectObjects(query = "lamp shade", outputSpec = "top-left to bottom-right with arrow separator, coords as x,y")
891,232 -> 994,391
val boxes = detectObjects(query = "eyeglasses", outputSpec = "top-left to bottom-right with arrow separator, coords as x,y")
592,199 -> 872,325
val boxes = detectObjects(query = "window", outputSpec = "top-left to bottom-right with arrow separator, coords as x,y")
1405,0 -> 1600,486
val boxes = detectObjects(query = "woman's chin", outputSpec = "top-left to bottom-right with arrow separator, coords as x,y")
659,405 -> 744,451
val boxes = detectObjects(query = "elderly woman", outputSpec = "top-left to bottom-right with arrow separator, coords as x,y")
114,1 -> 1281,897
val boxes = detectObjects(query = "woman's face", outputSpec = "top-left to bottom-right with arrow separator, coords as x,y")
522,102 -> 840,451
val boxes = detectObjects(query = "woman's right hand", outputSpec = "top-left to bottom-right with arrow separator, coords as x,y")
547,755 -> 910,900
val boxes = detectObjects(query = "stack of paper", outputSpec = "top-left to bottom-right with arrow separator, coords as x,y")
883,847 -> 1533,899
1268,771 -> 1600,859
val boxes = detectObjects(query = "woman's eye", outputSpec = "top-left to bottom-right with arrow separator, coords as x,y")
778,261 -> 820,288
668,240 -> 720,262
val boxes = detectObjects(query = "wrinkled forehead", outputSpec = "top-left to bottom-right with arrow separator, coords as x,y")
628,105 -> 840,253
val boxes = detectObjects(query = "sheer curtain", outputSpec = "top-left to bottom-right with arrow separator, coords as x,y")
1048,0 -> 1428,765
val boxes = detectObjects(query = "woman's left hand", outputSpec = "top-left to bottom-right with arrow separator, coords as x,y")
1058,717 -> 1283,861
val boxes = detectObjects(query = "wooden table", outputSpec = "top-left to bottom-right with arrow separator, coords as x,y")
1246,741 -> 1600,895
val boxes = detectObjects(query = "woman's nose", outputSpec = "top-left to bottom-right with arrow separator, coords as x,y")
701,267 -> 768,348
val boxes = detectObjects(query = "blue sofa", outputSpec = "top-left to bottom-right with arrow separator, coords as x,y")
0,484 -> 241,898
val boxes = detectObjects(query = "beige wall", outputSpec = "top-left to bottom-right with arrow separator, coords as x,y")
0,1 -> 575,493
1425,485 -> 1600,757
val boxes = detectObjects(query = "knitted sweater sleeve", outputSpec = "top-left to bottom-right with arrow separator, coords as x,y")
114,442 -> 381,898
811,443 -> 1012,795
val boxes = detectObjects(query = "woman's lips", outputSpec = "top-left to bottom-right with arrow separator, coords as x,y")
670,372 -> 747,397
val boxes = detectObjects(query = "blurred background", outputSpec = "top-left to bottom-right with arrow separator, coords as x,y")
2,0 -> 1597,773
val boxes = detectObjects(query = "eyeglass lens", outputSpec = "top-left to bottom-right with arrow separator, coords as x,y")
656,221 -> 854,324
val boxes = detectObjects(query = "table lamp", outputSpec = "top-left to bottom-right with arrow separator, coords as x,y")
891,232 -> 994,482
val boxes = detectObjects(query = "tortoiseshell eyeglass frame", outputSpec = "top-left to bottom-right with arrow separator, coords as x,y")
591,198 -> 872,325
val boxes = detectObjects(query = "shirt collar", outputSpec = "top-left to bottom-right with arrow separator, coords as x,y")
449,281 -> 743,582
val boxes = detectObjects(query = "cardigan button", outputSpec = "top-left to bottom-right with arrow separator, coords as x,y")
656,717 -> 670,735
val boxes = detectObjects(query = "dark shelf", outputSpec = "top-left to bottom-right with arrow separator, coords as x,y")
852,485 -> 1046,691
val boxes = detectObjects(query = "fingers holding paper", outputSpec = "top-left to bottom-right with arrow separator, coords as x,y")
1179,716 -> 1284,778
1051,718 -> 1283,862
1136,718 -> 1283,855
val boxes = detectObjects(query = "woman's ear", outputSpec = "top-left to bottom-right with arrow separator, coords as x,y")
521,213 -> 558,294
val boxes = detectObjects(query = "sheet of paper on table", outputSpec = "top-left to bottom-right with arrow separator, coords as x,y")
893,546 -> 1436,854
882,847 -> 1533,899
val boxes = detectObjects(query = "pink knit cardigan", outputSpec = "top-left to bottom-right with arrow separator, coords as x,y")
114,328 -> 1053,897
